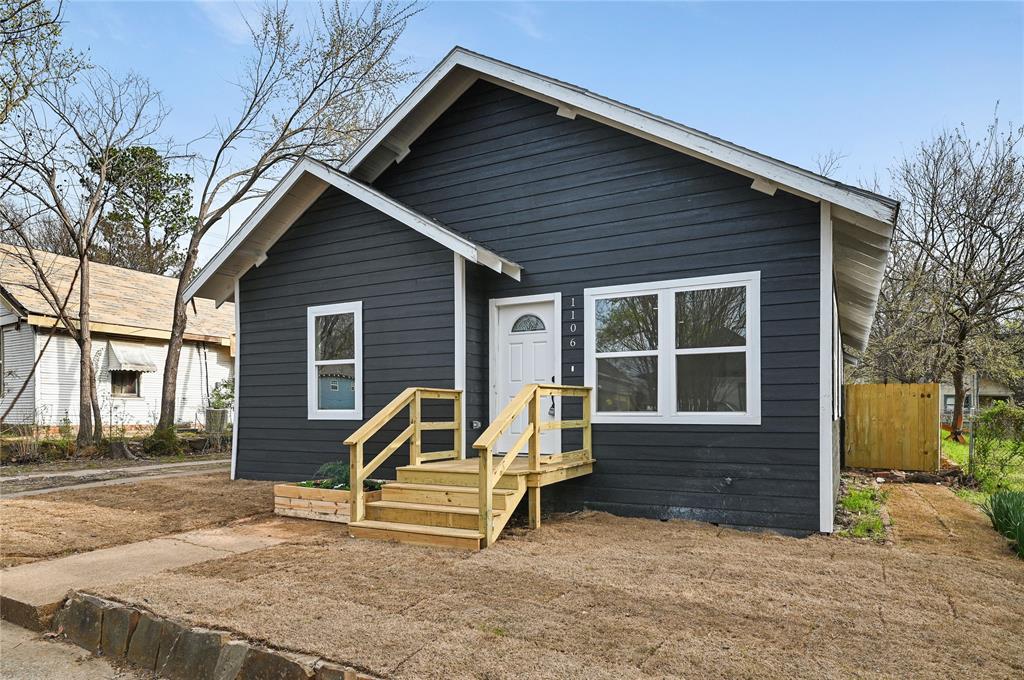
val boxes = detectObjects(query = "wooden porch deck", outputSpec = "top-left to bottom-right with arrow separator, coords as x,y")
394,451 -> 594,488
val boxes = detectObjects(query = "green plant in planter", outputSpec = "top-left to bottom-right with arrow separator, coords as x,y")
296,460 -> 382,491
982,490 -> 1024,558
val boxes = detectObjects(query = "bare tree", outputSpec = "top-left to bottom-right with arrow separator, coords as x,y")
0,0 -> 79,123
814,149 -> 848,178
155,0 -> 416,432
0,70 -> 166,445
868,115 -> 1024,442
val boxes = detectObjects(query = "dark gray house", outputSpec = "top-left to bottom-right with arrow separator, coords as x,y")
186,48 -> 897,542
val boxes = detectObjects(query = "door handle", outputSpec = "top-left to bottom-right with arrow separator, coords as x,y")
548,375 -> 556,417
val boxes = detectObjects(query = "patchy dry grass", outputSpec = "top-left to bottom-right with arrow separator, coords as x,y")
95,496 -> 1024,680
0,473 -> 272,567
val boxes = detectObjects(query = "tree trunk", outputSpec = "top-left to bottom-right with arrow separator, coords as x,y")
90,376 -> 103,443
156,240 -> 201,430
948,365 -> 967,444
76,254 -> 94,447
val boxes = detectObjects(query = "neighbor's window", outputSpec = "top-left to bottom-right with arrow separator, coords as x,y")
307,301 -> 362,420
111,370 -> 141,397
585,272 -> 760,425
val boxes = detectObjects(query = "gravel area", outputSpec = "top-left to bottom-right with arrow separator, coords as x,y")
94,489 -> 1023,680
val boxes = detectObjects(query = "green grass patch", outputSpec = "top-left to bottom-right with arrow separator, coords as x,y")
837,480 -> 887,541
850,515 -> 884,539
942,435 -> 970,467
842,488 -> 881,514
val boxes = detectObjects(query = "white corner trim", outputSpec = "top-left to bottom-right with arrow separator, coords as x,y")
230,278 -> 240,480
582,271 -> 762,426
454,254 -> 467,458
306,300 -> 363,421
819,201 -> 835,533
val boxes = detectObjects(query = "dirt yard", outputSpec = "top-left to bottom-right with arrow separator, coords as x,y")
0,473 -> 273,567
92,484 -> 1023,680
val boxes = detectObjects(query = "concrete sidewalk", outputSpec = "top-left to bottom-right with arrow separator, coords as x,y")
0,522 -> 289,631
0,620 -> 149,679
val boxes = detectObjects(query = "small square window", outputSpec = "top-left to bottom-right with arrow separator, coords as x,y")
111,370 -> 141,397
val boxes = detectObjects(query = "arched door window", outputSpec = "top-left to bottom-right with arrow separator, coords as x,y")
511,314 -> 545,332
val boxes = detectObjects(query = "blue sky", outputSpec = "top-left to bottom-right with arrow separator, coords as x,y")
62,1 -> 1024,262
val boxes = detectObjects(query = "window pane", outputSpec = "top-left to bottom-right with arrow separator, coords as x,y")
315,313 -> 354,361
675,287 -> 746,349
676,353 -> 746,412
595,295 -> 658,352
597,356 -> 658,412
111,371 -> 139,396
511,314 -> 545,333
318,364 -> 355,410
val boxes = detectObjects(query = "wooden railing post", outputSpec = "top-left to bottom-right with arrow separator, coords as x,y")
528,386 -> 542,529
409,391 -> 421,466
528,386 -> 540,472
453,390 -> 463,459
479,444 -> 493,546
349,442 -> 364,523
582,389 -> 592,459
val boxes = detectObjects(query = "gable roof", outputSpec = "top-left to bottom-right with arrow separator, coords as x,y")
189,48 -> 898,351
0,244 -> 234,341
341,47 -> 899,351
184,157 -> 521,305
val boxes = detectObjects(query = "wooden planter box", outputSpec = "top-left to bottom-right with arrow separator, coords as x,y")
273,484 -> 382,524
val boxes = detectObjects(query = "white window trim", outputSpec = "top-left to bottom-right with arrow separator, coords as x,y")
307,301 -> 363,420
584,271 -> 761,425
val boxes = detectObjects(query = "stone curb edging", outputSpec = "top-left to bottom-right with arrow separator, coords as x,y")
50,592 -> 380,680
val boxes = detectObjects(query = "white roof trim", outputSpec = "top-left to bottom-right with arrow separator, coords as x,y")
342,47 -> 898,227
184,158 -> 521,304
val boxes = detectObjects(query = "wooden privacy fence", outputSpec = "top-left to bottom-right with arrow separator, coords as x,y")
845,383 -> 940,471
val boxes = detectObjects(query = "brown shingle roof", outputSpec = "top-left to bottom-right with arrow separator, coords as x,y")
0,244 -> 233,339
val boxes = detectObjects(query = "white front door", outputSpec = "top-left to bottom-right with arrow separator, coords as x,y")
492,297 -> 560,453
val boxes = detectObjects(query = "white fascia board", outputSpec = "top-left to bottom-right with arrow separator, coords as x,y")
343,48 -> 898,228
185,157 -> 521,303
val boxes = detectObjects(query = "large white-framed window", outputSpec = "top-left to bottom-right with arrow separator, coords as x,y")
584,271 -> 761,425
307,301 -> 362,420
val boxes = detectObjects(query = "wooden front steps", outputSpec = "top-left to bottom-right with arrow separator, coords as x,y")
344,384 -> 593,551
348,520 -> 485,551
350,468 -> 527,551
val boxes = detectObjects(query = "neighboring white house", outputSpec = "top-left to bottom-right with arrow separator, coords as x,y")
940,373 -> 1015,418
1,245 -> 234,430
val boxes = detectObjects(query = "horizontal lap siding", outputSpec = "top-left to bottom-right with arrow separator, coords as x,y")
376,81 -> 821,532
1,322 -> 35,424
236,188 -> 455,480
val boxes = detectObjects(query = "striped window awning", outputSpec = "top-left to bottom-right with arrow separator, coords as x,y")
107,341 -> 158,372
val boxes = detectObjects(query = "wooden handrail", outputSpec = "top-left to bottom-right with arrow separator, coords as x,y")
473,384 -> 538,452
347,387 -> 463,524
345,388 -> 416,446
472,383 -> 592,546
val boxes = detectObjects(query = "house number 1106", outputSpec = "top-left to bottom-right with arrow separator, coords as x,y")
566,296 -> 581,374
